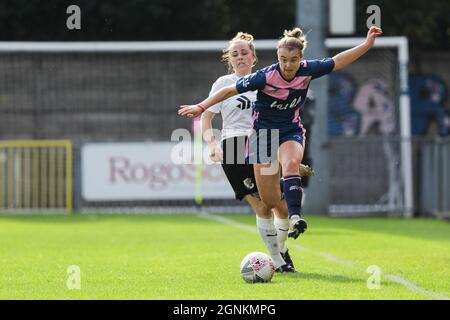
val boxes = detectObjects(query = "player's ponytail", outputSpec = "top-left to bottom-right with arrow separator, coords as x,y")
277,27 -> 307,56
222,32 -> 258,73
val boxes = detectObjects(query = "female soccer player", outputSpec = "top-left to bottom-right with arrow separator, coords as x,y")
202,32 -> 298,272
180,26 -> 382,241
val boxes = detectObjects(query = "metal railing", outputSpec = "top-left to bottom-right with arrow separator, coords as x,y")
419,137 -> 450,217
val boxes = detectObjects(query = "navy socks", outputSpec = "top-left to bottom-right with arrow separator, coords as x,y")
281,175 -> 303,219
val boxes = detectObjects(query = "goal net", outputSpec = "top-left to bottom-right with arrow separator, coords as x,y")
325,37 -> 412,216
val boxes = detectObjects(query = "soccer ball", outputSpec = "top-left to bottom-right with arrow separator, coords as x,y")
240,252 -> 275,283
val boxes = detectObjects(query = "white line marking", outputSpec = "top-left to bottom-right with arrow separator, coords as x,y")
198,213 -> 450,300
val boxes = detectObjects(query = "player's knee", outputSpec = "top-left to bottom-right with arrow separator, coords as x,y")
282,158 -> 301,175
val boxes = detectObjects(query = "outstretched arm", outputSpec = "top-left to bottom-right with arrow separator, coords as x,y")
178,84 -> 238,118
332,26 -> 382,71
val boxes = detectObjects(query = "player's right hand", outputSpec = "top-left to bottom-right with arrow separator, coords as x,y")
178,105 -> 202,118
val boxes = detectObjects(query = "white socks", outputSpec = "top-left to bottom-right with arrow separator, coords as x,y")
256,216 -> 285,268
274,217 -> 289,254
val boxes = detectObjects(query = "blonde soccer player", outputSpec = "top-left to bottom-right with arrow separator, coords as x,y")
181,26 -> 382,246
202,32 -> 301,272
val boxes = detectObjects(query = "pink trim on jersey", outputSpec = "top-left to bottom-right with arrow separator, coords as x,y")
291,108 -> 306,144
266,70 -> 312,90
292,108 -> 300,123
298,119 -> 306,145
262,85 -> 290,100
261,69 -> 312,100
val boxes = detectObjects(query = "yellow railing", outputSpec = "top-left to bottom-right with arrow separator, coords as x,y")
0,140 -> 72,213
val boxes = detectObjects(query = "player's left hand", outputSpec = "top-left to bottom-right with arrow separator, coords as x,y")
178,105 -> 202,118
366,26 -> 383,47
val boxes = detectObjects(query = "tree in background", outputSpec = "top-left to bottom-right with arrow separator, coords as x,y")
0,0 -> 294,40
0,0 -> 448,51
355,0 -> 450,51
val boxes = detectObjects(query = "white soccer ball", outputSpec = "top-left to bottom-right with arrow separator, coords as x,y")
240,252 -> 275,283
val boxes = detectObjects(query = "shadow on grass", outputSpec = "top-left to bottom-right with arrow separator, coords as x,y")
313,216 -> 450,243
2,214 -> 450,244
276,271 -> 361,284
0,213 -> 217,225
306,231 -> 355,236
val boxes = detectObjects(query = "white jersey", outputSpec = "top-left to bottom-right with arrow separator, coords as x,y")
207,73 -> 256,141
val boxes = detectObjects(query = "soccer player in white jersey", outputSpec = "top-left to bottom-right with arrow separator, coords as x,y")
201,32 -> 297,272
180,26 -> 382,246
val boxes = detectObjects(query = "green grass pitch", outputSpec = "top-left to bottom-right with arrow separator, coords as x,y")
0,213 -> 449,300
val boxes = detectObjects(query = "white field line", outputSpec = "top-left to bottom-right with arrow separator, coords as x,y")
198,213 -> 450,300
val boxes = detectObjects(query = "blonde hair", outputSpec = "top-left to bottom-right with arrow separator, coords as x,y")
222,32 -> 258,73
277,27 -> 307,56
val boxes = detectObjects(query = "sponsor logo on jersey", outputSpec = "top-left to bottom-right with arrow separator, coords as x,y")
270,97 -> 301,110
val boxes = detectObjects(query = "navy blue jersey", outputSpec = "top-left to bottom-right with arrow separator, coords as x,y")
236,58 -> 335,133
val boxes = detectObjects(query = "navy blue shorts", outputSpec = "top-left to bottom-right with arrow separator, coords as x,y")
246,128 -> 305,164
